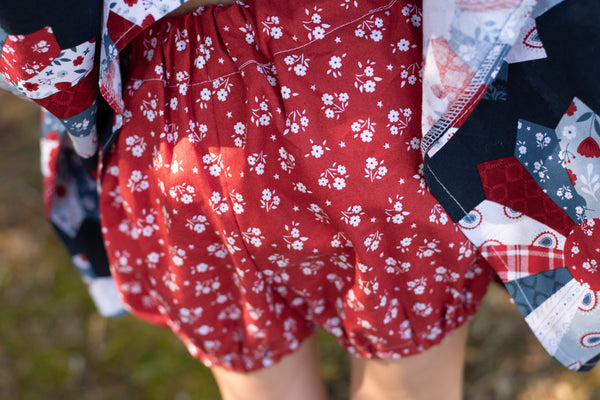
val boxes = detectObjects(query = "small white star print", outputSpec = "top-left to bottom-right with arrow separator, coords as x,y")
370,217 -> 377,223
377,101 -> 383,108
218,58 -> 224,64
335,37 -> 341,43
326,200 -> 332,206
226,111 -> 232,118
384,143 -> 390,149
387,64 -> 393,71
339,141 -> 346,148
192,167 -> 199,174
271,135 -> 277,141
293,206 -> 299,211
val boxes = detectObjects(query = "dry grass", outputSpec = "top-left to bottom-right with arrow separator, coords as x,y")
1,91 -> 600,399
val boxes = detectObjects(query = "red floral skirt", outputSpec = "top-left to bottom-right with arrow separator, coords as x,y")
99,0 -> 492,371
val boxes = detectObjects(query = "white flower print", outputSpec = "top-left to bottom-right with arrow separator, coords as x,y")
195,277 -> 222,297
208,191 -> 229,215
402,3 -> 422,27
278,147 -> 296,173
341,205 -> 365,227
386,107 -> 412,136
283,109 -> 309,135
354,60 -> 382,93
364,231 -> 382,252
283,221 -> 308,250
194,36 -> 214,70
134,208 -> 159,238
260,188 -> 281,212
456,241 -> 474,261
533,160 -> 549,182
302,6 -> 331,40
239,22 -> 256,45
248,151 -> 267,175
364,157 -> 387,181
398,61 -> 420,88
582,259 -> 598,274
231,122 -> 247,148
293,181 -> 313,194
392,38 -> 415,53
160,122 -> 179,144
556,185 -> 574,200
428,204 -> 449,225
327,54 -> 346,78
261,16 -> 284,39
127,170 -> 149,192
407,277 -> 427,295
413,163 -> 428,195
268,253 -> 290,268
321,92 -> 349,119
562,125 -> 577,140
396,235 -> 415,253
434,266 -> 460,283
384,257 -> 411,274
305,138 -> 330,159
229,190 -> 246,214
280,86 -> 298,99
125,135 -> 146,157
319,162 -> 349,190
242,227 -> 265,248
140,92 -> 159,122
515,139 -> 527,157
412,302 -> 432,317
203,152 -> 231,177
185,214 -> 210,234
223,231 -> 242,254
339,0 -> 358,9
285,53 -> 311,77
174,28 -> 189,52
169,183 -> 196,204
251,96 -> 273,127
354,15 -> 385,42
308,203 -> 331,223
351,118 -> 376,143
187,120 -> 208,144
385,195 -> 410,224
416,238 -> 441,258
535,131 -> 552,149
207,242 -> 228,259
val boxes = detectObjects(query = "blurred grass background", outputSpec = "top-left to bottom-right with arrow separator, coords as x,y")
2,90 -> 600,400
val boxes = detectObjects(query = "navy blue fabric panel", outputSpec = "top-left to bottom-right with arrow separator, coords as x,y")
0,0 -> 102,48
424,99 -> 517,222
53,219 -> 111,278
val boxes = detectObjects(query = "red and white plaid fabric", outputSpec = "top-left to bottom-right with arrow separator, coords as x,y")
481,244 -> 564,282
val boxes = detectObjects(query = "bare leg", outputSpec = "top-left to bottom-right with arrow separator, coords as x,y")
210,334 -> 328,400
350,323 -> 470,400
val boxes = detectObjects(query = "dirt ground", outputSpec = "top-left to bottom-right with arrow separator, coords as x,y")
1,90 -> 600,399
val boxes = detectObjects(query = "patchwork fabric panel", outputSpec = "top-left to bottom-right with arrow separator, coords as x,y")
424,0 -> 600,370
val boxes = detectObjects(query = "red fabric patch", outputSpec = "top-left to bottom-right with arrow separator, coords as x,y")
565,219 -> 600,291
0,26 -> 60,81
35,67 -> 98,118
107,10 -> 154,51
478,156 -> 575,236
481,244 -> 564,282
